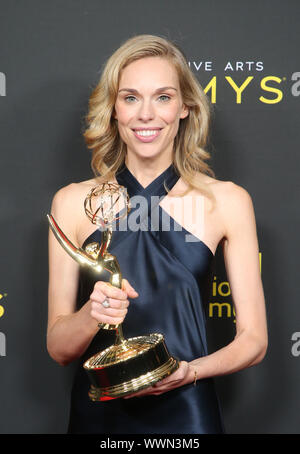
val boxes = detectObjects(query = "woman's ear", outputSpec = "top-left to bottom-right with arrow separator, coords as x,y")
180,104 -> 189,119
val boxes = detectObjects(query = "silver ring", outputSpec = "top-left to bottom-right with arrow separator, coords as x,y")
101,298 -> 110,308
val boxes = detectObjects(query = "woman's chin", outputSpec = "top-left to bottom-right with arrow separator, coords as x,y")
127,147 -> 171,162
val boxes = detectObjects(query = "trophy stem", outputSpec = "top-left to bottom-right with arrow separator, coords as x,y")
99,228 -> 112,256
114,324 -> 125,345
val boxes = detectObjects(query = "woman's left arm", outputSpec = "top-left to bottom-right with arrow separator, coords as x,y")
125,182 -> 268,398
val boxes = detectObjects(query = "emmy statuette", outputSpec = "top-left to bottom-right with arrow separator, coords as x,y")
47,182 -> 179,401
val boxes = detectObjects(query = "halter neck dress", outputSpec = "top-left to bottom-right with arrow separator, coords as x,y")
67,163 -> 224,434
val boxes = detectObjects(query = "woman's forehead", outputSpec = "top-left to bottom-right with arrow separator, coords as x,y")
118,57 -> 179,89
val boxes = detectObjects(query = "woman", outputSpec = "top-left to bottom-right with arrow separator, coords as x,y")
47,34 -> 267,434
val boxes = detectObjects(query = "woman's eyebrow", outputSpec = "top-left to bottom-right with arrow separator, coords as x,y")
118,86 -> 178,94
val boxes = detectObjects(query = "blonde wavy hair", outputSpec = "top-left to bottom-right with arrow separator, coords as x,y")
83,34 -> 216,204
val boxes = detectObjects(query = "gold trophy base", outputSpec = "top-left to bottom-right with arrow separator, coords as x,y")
83,333 -> 179,401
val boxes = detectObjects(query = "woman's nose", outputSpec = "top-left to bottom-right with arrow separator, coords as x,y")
137,100 -> 155,121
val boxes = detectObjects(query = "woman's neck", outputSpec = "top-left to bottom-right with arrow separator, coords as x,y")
125,154 -> 173,189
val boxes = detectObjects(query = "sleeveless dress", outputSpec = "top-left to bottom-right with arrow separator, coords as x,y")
67,163 -> 224,434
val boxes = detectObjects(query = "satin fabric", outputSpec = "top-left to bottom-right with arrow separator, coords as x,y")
67,163 -> 224,434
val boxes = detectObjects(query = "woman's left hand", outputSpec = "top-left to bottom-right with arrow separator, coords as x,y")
123,361 -> 195,398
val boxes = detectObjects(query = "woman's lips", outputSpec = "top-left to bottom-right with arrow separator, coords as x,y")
132,129 -> 162,143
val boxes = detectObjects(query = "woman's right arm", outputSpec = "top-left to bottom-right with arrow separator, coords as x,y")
47,185 -> 138,366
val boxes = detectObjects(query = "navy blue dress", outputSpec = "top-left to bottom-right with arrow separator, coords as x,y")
67,163 -> 224,434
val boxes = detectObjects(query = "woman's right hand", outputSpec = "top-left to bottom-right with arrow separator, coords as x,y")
89,278 -> 139,326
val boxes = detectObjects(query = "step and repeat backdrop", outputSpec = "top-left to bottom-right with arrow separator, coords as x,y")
0,0 -> 299,434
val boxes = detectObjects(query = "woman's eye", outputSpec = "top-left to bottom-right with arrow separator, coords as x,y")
158,95 -> 170,102
124,94 -> 170,103
125,96 -> 137,103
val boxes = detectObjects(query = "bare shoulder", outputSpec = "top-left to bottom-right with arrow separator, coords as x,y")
208,177 -> 252,204
177,173 -> 253,223
49,178 -> 99,243
217,180 -> 253,214
51,178 -> 98,209
207,177 -> 255,236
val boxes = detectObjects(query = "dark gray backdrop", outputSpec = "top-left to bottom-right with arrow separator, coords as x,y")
0,0 -> 299,434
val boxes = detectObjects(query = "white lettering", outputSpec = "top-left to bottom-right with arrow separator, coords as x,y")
291,72 -> 300,97
188,61 -> 213,71
224,61 -> 234,71
291,332 -> 300,357
0,332 -> 6,356
0,72 -> 6,96
99,438 -> 135,451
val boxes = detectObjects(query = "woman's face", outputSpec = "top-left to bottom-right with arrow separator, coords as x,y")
114,56 -> 189,162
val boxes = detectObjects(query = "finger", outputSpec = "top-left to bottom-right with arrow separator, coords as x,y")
90,297 -> 129,310
124,366 -> 186,398
89,293 -> 129,310
94,281 -> 128,300
122,279 -> 139,298
90,300 -> 128,317
124,363 -> 189,398
124,384 -> 169,398
101,306 -> 128,318
152,376 -> 181,387
124,387 -> 154,399
90,308 -> 125,326
89,288 -> 106,304
152,362 -> 188,386
106,297 -> 130,310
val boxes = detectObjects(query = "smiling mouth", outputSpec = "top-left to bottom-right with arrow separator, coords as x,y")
133,129 -> 162,136
132,128 -> 162,142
